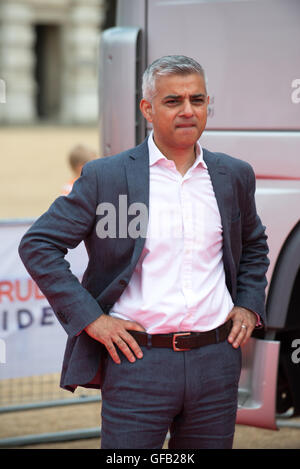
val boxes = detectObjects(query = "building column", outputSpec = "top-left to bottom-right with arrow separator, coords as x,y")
60,0 -> 105,124
0,0 -> 36,124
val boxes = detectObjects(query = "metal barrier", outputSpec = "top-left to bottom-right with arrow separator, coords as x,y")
0,375 -> 101,447
0,426 -> 102,448
0,372 -> 100,412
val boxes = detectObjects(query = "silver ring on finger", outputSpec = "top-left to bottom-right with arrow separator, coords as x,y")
241,324 -> 247,330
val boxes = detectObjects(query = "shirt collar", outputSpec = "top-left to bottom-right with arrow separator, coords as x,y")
147,130 -> 207,170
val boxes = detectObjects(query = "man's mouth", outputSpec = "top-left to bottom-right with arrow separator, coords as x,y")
176,123 -> 196,128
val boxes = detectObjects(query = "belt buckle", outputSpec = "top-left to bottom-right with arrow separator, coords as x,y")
172,332 -> 191,352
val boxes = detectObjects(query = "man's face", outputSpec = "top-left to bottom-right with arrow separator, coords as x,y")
140,73 -> 209,155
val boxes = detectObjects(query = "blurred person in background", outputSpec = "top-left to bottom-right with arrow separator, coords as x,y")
61,144 -> 97,195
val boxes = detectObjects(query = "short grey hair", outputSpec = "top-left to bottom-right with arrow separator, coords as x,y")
142,55 -> 206,102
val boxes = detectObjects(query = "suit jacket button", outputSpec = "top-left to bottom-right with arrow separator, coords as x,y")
119,279 -> 127,287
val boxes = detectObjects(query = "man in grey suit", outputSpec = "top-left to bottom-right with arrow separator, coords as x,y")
19,55 -> 269,449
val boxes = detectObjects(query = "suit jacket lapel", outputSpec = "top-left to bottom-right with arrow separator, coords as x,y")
124,139 -> 150,265
203,148 -> 234,291
124,139 -> 150,208
203,148 -> 233,236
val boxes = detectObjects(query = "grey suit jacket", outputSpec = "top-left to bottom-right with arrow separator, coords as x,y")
18,138 -> 269,392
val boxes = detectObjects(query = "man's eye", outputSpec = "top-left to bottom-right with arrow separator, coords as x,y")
192,98 -> 205,104
166,99 -> 179,105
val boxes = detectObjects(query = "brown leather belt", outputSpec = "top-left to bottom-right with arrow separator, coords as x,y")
129,319 -> 232,352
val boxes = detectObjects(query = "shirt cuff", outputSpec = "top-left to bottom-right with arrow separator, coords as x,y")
253,312 -> 263,328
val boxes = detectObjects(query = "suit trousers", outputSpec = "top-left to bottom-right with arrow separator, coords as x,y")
100,338 -> 242,449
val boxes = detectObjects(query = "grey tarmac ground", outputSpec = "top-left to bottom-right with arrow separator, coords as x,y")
0,126 -> 299,450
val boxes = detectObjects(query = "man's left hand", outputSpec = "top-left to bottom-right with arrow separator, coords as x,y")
226,306 -> 257,348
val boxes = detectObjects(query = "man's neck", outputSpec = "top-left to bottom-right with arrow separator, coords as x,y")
172,150 -> 196,176
152,137 -> 196,176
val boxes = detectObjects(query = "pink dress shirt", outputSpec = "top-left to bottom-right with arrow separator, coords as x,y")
110,132 -> 234,333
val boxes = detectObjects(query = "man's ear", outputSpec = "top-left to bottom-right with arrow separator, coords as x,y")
140,99 -> 153,122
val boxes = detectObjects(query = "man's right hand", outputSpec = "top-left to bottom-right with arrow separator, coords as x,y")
84,315 -> 146,364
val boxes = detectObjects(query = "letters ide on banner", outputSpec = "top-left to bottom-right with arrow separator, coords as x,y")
0,222 -> 88,380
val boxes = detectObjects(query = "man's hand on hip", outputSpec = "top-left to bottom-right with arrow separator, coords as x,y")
84,315 -> 146,364
226,306 -> 257,349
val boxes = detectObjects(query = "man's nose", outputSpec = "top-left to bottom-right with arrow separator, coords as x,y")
180,100 -> 194,117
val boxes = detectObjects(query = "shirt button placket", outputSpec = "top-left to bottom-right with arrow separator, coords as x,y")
181,182 -> 194,306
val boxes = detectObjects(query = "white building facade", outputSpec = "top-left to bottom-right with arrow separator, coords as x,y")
0,0 -> 106,124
